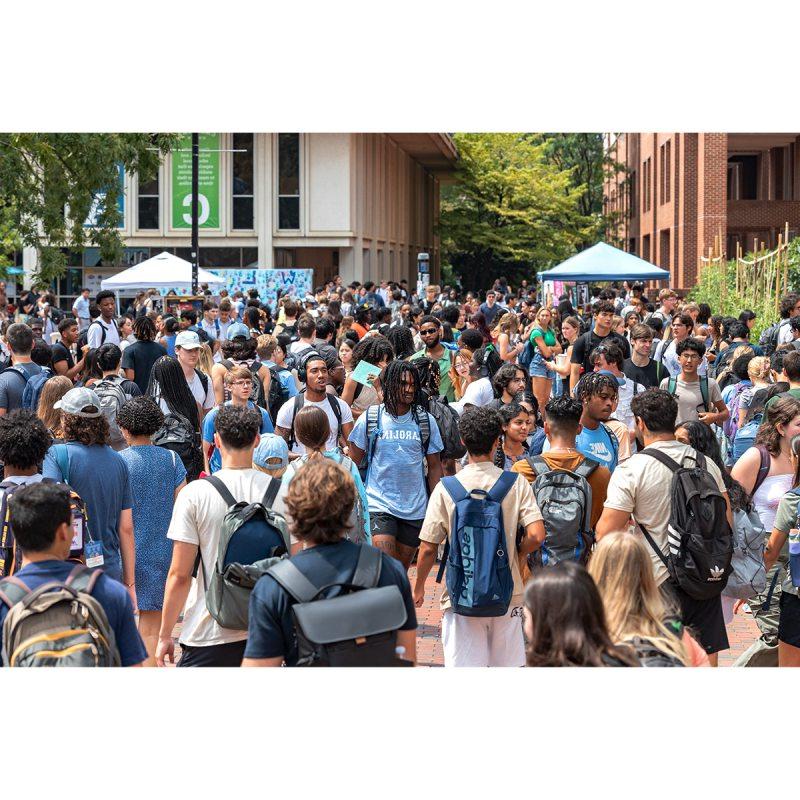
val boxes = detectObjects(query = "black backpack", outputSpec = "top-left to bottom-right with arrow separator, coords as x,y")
152,411 -> 204,482
625,636 -> 685,667
638,449 -> 733,600
759,319 -> 790,357
266,544 -> 410,666
427,396 -> 465,459
267,365 -> 289,424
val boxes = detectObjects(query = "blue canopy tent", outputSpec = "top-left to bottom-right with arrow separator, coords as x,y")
537,242 -> 671,283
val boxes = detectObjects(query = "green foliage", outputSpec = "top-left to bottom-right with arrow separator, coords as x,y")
0,133 -> 178,285
440,133 -> 596,290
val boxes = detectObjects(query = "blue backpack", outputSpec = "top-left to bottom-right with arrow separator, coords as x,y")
435,472 -> 518,617
22,368 -> 53,412
518,334 -> 535,371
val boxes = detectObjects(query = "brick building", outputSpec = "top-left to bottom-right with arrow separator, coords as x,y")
604,133 -> 800,291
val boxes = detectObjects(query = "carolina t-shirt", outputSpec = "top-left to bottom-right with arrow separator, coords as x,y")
603,440 -> 728,584
244,540 -> 417,665
166,468 -> 279,647
512,451 -> 611,529
0,560 -> 147,666
276,394 -> 354,454
659,376 -> 723,426
348,404 -> 444,520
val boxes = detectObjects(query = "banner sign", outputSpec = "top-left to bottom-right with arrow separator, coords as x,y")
171,133 -> 220,229
84,163 -> 125,229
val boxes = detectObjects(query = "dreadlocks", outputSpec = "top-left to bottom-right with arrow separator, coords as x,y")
410,355 -> 440,401
382,359 -> 426,419
132,315 -> 157,342
576,371 -> 619,402
147,355 -> 200,431
386,325 -> 415,360
351,335 -> 395,369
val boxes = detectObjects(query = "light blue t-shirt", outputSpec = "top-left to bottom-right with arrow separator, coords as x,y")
349,404 -> 443,520
202,401 -> 274,473
576,424 -> 618,472
263,359 -> 298,399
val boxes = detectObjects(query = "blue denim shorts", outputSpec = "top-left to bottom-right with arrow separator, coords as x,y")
529,352 -> 555,380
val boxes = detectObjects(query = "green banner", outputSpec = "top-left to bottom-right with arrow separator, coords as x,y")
172,133 -> 220,228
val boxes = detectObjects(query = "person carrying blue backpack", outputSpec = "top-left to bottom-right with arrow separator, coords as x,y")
414,406 -> 545,667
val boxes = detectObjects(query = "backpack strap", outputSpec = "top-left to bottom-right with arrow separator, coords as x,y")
327,394 -> 343,443
203,474 -> 237,508
699,376 -> 710,412
640,447 -> 682,473
53,443 -> 71,485
366,404 -> 382,466
638,522 -> 671,571
262,477 -> 280,509
0,575 -> 31,609
65,563 -> 102,595
753,444 -> 772,495
441,475 -> 469,504
526,454 -> 551,478
600,423 -> 619,463
288,392 -> 305,450
414,407 -> 431,455
350,544 -> 382,589
195,369 -> 209,394
267,558 -> 323,604
574,457 -> 600,479
486,471 -> 518,504
667,376 -> 677,395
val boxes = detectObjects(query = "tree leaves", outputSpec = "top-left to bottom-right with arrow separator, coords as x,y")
0,133 -> 178,285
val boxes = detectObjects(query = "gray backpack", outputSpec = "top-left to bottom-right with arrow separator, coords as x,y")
526,455 -> 598,567
197,475 -> 290,631
94,375 -> 129,451
724,507 -> 768,600
0,565 -> 121,667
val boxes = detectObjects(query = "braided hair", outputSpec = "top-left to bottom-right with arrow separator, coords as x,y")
147,355 -> 200,431
410,355 -> 440,401
382,359 -> 426,419
386,325 -> 415,360
575,371 -> 619,402
351,335 -> 395,369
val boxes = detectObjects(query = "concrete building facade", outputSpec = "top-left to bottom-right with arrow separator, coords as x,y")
604,133 -> 800,291
18,133 -> 457,309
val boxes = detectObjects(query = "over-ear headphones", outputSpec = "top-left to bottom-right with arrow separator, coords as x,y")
297,349 -> 323,385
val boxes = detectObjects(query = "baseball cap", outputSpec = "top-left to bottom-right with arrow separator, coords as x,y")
596,369 -> 626,387
54,387 -> 103,418
226,322 -> 250,341
175,330 -> 202,350
253,433 -> 289,471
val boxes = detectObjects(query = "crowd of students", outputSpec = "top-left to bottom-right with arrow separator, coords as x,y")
0,275 -> 798,668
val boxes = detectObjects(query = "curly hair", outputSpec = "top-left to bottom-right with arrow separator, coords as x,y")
576,371 -> 619,402
221,336 -> 258,361
285,458 -> 355,544
0,410 -> 53,469
386,325 -> 415,360
117,396 -> 165,438
132,316 -> 157,342
492,362 -> 525,399
351,334 -> 395,369
410,355 -> 440,398
61,412 -> 110,446
214,404 -> 262,450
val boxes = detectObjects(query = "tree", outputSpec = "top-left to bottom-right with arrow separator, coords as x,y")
440,133 -> 595,290
0,133 -> 178,284
540,132 -> 626,248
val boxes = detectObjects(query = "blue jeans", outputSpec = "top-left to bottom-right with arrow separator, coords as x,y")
529,352 -> 555,380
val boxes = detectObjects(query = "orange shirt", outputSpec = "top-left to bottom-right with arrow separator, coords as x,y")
352,323 -> 369,339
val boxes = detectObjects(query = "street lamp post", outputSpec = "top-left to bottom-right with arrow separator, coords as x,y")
191,132 -> 199,295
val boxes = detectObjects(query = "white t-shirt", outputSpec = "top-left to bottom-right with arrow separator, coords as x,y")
276,394 -> 354,454
603,440 -> 727,584
87,318 -> 120,349
451,377 -> 494,414
616,376 -> 647,430
778,320 -> 795,345
167,468 -> 278,647
186,370 -> 216,411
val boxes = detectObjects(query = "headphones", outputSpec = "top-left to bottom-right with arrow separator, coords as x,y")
297,349 -> 324,385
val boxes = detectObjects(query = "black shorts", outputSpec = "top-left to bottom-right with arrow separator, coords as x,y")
370,513 -> 424,549
661,582 -> 729,655
778,591 -> 800,648
177,640 -> 247,667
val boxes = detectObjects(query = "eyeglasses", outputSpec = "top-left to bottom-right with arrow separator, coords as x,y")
231,379 -> 253,387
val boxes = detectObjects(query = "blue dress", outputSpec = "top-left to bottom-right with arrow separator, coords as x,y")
119,445 -> 187,610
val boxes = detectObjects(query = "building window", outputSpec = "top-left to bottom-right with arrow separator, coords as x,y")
665,140 -> 671,203
138,173 -> 159,230
660,229 -> 670,268
628,170 -> 637,218
727,155 -> 758,200
659,145 -> 665,205
643,158 -> 652,212
642,234 -> 651,261
232,133 -> 254,230
278,133 -> 300,230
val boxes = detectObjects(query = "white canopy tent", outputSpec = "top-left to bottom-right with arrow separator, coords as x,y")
100,251 -> 224,291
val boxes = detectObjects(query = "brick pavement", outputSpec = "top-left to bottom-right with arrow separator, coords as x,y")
166,568 -> 762,668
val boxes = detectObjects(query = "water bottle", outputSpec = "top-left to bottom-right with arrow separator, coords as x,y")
789,529 -> 800,588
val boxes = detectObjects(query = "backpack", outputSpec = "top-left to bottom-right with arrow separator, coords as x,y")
196,475 -> 289,631
624,635 -> 685,667
723,382 -> 750,442
21,367 -> 53,412
436,472 -> 518,617
518,335 -> 535,371
759,319 -> 790,357
267,365 -> 289,424
220,359 -> 266,408
0,564 -> 121,667
0,474 -> 90,578
525,455 -> 598,567
364,404 -> 431,471
93,375 -> 129,450
88,318 -> 118,346
666,375 -> 711,412
288,392 -> 343,451
152,411 -> 204,482
638,449 -> 733,600
279,321 -> 299,343
2,364 -> 32,399
787,488 -> 800,589
724,506 -> 768,600
267,544 -> 410,666
427,396 -> 466,460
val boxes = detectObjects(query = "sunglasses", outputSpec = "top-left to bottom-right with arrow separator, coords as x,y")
420,327 -> 439,335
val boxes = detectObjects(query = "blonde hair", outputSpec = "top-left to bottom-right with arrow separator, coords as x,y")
197,343 -> 214,377
37,375 -> 73,436
748,355 -> 772,383
588,530 -> 690,665
492,312 -> 519,337
449,347 -> 474,400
